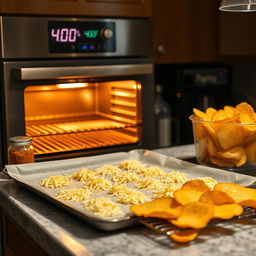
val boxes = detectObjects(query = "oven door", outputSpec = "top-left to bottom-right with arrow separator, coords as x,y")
1,58 -> 154,164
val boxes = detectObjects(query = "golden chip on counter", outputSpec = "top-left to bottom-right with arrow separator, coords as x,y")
190,102 -> 256,168
169,229 -> 199,243
130,180 -> 255,244
130,197 -> 182,219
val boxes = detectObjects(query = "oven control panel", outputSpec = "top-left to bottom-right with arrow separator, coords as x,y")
48,21 -> 116,53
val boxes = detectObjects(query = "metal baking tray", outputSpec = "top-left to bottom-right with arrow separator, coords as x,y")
4,149 -> 256,231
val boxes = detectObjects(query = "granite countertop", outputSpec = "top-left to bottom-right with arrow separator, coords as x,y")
1,144 -> 256,256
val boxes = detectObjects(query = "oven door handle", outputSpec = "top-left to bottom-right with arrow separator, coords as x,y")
13,64 -> 153,80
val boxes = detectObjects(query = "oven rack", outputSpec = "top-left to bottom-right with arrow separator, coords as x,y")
31,129 -> 138,155
26,118 -> 129,136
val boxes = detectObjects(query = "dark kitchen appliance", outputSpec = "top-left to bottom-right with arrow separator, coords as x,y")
0,16 -> 155,167
155,63 -> 232,145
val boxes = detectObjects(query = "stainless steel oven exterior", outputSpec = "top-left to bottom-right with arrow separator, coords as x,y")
0,16 -> 152,59
0,16 -> 154,166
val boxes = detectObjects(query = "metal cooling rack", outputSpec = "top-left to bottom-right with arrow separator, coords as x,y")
139,182 -> 256,236
139,206 -> 256,236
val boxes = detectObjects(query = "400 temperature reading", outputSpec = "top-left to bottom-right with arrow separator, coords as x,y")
51,28 -> 81,42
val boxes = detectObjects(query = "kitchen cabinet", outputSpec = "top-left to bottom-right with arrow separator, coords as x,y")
0,0 -> 152,18
219,12 -> 256,56
154,0 -> 219,63
2,210 -> 48,256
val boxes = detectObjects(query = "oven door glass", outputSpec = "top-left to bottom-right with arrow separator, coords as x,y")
24,80 -> 142,156
2,59 -> 154,164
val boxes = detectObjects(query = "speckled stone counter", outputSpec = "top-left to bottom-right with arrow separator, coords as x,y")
1,144 -> 256,256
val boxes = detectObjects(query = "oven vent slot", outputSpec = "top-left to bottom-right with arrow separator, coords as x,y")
110,99 -> 136,107
110,84 -> 138,123
111,91 -> 136,98
110,108 -> 137,117
32,130 -> 138,155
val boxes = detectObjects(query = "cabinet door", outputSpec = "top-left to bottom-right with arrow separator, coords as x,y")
3,211 -> 48,256
154,0 -> 218,63
0,0 -> 152,18
219,12 -> 256,56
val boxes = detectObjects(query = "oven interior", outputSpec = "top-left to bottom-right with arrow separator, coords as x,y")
24,80 -> 142,156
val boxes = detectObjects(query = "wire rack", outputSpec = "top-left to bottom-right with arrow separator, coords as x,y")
139,206 -> 256,237
138,182 -> 256,237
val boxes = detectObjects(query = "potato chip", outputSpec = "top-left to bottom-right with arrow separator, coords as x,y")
217,146 -> 247,167
239,199 -> 256,208
169,229 -> 199,243
216,125 -> 244,150
240,112 -> 256,132
199,190 -> 235,205
197,137 -> 208,161
194,123 -> 207,140
170,202 -> 214,229
210,156 -> 234,167
203,123 -> 220,148
245,132 -> 256,145
213,204 -> 243,219
236,102 -> 254,115
174,180 -> 211,206
212,110 -> 229,122
223,106 -> 235,119
130,197 -> 182,219
174,189 -> 206,205
205,107 -> 217,121
181,180 -> 211,191
193,108 -> 206,120
199,190 -> 243,219
234,151 -> 247,167
245,141 -> 256,163
240,112 -> 255,123
217,146 -> 243,160
207,137 -> 217,157
214,183 -> 256,207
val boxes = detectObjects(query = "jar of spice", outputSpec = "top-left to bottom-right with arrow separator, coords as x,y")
8,136 -> 35,164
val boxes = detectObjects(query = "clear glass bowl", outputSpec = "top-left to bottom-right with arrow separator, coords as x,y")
189,114 -> 256,172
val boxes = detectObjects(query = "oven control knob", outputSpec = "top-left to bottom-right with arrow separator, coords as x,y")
101,28 -> 113,40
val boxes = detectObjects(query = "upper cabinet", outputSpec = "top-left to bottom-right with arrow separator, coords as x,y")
153,0 -> 219,63
0,0 -> 153,18
219,12 -> 256,56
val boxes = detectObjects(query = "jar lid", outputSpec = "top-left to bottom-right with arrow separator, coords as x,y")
9,136 -> 32,146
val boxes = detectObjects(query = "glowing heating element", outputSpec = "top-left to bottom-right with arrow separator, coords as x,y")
24,80 -> 142,155
56,83 -> 88,89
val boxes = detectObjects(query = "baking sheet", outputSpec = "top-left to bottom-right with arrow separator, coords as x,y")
5,149 -> 256,231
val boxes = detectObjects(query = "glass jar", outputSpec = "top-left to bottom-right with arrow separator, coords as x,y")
8,136 -> 35,164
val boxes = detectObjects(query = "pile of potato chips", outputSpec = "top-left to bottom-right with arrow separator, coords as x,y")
130,180 -> 256,243
190,102 -> 256,168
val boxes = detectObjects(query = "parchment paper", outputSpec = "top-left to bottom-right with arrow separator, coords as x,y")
5,149 -> 256,230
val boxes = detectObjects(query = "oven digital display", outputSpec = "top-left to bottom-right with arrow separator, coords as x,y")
48,21 -> 116,53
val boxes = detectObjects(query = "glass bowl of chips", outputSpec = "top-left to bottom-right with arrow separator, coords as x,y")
189,102 -> 256,171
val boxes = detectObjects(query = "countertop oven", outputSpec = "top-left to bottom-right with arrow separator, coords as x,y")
0,16 -> 154,166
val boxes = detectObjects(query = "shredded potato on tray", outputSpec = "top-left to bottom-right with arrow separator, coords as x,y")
108,184 -> 150,204
83,197 -> 123,217
40,175 -> 70,188
56,187 -> 92,201
119,159 -> 145,171
71,168 -> 96,182
39,158 -> 218,217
